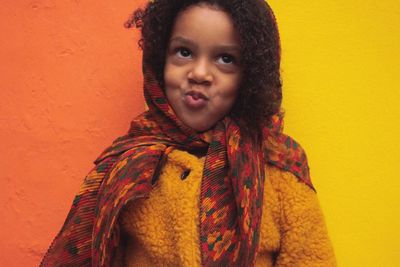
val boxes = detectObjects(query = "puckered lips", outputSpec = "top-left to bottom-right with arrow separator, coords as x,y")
184,90 -> 209,109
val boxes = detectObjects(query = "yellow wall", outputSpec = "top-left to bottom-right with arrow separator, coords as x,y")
269,1 -> 400,266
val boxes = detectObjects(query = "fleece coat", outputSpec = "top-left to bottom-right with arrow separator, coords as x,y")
113,149 -> 336,266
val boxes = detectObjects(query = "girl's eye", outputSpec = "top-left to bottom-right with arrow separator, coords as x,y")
217,54 -> 236,65
176,48 -> 192,58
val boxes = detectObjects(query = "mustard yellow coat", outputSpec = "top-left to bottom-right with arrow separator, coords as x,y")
113,149 -> 336,266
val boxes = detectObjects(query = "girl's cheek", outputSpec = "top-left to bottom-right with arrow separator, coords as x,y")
164,64 -> 182,90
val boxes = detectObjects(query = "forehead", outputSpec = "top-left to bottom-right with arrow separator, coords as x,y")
169,4 -> 240,48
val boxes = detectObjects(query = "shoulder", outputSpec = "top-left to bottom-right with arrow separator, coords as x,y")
264,163 -> 323,230
263,129 -> 314,190
265,163 -> 315,196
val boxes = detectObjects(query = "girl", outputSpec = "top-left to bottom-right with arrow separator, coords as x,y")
41,0 -> 336,266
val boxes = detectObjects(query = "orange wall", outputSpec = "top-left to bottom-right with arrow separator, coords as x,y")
0,1 -> 147,266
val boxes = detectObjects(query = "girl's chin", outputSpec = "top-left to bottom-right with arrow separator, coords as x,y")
182,119 -> 214,132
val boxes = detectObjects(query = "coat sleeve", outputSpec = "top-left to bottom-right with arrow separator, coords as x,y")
273,169 -> 337,267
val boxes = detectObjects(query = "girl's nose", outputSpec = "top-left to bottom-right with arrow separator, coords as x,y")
188,58 -> 213,85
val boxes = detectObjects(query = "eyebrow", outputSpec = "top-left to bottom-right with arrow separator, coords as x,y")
169,36 -> 241,53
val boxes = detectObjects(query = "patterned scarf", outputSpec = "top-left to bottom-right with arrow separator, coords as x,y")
40,60 -> 313,266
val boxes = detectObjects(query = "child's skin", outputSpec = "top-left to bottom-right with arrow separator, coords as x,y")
164,4 -> 243,131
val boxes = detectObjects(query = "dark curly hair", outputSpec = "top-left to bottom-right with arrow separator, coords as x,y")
125,0 -> 282,143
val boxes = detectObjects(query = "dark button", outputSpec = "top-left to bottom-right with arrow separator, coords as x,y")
180,169 -> 191,180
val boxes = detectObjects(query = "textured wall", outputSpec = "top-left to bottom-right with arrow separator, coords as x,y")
269,1 -> 400,266
1,0 -> 399,266
0,1 -> 147,266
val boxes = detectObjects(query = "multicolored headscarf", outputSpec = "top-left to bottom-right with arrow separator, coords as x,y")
40,40 -> 313,267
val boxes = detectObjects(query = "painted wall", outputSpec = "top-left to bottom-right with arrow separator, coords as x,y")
0,0 -> 399,266
1,1 -> 147,266
269,1 -> 400,266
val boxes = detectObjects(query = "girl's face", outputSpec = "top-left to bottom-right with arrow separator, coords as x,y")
164,4 -> 242,132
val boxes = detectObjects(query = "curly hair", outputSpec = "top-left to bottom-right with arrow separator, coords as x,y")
125,0 -> 282,143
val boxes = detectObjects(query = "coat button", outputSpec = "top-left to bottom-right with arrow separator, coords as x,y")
181,169 -> 191,180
